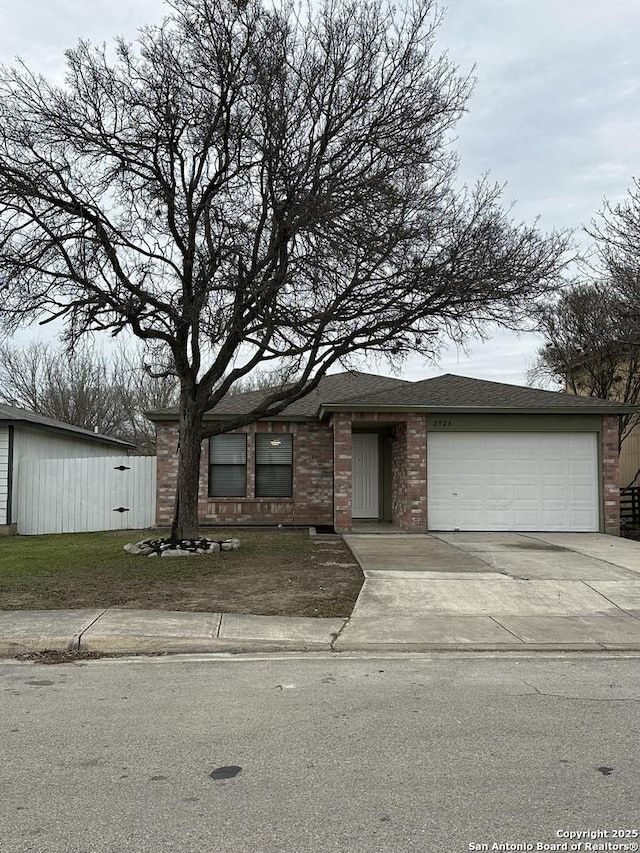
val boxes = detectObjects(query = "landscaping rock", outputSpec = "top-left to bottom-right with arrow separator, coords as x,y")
124,536 -> 241,557
161,548 -> 195,557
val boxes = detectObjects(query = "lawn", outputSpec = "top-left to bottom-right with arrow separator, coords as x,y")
0,528 -> 363,618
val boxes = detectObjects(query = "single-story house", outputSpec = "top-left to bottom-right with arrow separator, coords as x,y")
147,372 -> 639,536
0,404 -> 133,534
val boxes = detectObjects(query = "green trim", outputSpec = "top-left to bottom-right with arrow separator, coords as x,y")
320,404 -> 635,417
426,413 -> 604,432
597,431 -> 604,533
149,403 -> 638,424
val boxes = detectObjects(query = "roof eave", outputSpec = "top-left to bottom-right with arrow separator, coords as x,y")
319,404 -> 638,416
146,410 -> 318,423
0,419 -> 134,448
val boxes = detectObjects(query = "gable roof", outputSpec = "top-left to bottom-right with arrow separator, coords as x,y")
319,374 -> 638,415
148,371 -> 413,421
0,403 -> 134,448
146,370 -> 638,423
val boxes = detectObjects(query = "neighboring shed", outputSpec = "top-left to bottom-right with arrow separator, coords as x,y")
0,404 -> 133,534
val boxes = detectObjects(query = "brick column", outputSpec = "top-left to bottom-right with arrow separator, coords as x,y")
602,415 -> 620,536
405,414 -> 427,532
155,423 -> 179,526
332,412 -> 352,532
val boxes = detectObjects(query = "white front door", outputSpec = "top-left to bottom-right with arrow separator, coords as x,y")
352,433 -> 379,518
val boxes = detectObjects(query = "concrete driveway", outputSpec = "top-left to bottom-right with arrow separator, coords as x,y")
340,532 -> 640,648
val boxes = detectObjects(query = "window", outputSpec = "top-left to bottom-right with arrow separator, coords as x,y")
209,434 -> 247,497
255,434 -> 293,497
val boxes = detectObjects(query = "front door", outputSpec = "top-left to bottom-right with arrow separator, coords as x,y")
352,433 -> 379,518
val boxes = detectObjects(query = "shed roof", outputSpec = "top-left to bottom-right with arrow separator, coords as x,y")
0,403 -> 134,448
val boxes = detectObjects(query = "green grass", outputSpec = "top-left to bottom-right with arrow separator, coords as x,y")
0,528 -> 363,617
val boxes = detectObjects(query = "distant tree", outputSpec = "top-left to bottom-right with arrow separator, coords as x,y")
227,364 -> 301,395
529,281 -> 640,470
588,178 -> 640,323
0,341 -> 178,453
0,0 -> 569,540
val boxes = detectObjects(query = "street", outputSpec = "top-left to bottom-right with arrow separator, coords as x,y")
2,652 -> 639,853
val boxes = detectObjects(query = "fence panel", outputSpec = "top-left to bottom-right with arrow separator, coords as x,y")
17,456 -> 156,534
620,486 -> 640,528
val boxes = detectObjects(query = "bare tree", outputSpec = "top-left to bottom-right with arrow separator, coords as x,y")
529,281 -> 640,468
0,0 -> 569,539
0,341 -> 178,453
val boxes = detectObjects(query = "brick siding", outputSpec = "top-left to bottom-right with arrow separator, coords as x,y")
155,420 -> 334,527
156,412 -> 619,535
332,412 -> 352,532
602,415 -> 620,535
351,411 -> 427,532
387,416 -> 427,531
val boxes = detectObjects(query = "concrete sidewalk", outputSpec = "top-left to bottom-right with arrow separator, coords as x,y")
0,609 -> 346,657
2,532 -> 640,657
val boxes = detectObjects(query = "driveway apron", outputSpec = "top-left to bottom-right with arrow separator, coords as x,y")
341,532 -> 640,647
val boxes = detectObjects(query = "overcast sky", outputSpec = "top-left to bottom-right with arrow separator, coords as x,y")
1,0 -> 638,386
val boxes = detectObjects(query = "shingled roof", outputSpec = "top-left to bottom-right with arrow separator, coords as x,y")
147,371 -> 413,420
146,371 -> 637,422
319,373 -> 638,414
0,403 -> 134,447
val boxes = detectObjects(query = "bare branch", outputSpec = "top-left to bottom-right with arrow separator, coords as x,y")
0,0 -> 570,537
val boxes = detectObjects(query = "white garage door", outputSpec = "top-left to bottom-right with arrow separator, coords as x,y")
427,432 -> 599,532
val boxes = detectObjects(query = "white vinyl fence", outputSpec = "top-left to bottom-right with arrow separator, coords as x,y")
16,456 -> 156,534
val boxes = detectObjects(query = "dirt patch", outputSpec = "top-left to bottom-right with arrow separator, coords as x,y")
0,528 -> 363,618
14,649 -> 108,665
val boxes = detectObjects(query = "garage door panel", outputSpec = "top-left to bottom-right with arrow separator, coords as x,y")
459,507 -> 492,528
541,483 -> 568,502
428,432 -> 599,532
486,484 -> 512,501
513,484 -> 539,500
569,460 -> 595,477
458,484 -> 485,501
465,459 -> 488,476
513,459 -> 540,476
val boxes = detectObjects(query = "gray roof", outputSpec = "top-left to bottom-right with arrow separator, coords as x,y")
0,403 -> 134,447
147,371 -> 413,421
146,371 -> 637,422
213,371 -> 412,418
319,374 -> 637,413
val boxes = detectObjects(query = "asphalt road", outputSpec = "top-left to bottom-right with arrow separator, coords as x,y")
2,652 -> 639,853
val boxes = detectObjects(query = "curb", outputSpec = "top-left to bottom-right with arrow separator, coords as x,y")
4,639 -> 640,659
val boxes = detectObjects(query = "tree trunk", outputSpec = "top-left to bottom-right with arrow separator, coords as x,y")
171,394 -> 203,542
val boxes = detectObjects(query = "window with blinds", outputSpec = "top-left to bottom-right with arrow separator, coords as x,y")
209,434 -> 247,497
255,434 -> 293,497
